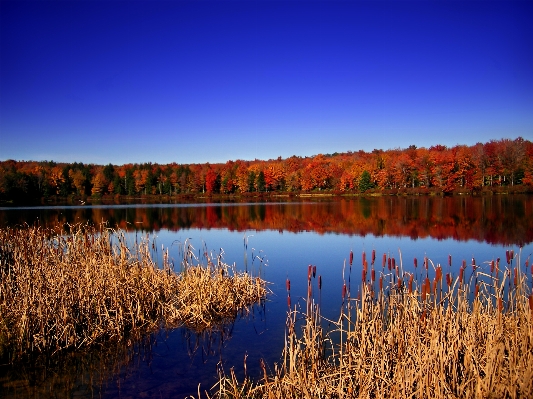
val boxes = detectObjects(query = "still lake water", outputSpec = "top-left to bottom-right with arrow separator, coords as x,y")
1,195 -> 532,398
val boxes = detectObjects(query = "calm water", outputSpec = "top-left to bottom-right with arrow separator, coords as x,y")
1,195 -> 532,398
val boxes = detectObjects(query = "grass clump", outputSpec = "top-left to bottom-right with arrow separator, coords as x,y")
210,252 -> 533,399
0,224 -> 267,363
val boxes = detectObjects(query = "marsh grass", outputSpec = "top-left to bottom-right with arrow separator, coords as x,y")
210,251 -> 533,399
0,223 -> 267,365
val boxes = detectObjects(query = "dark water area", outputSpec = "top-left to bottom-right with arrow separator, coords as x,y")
1,195 -> 532,398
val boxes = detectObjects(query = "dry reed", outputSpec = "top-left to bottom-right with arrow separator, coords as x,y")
209,250 -> 533,399
0,223 -> 267,363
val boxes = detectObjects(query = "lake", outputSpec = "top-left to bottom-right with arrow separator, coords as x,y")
1,195 -> 532,398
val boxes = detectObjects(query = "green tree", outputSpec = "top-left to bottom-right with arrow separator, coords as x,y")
359,170 -> 374,193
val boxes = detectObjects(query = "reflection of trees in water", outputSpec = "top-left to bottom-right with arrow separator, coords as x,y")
1,196 -> 532,245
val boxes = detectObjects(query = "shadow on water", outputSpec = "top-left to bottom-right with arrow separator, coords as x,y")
0,304 -> 266,399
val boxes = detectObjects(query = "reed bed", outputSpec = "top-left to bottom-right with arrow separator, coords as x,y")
0,224 -> 267,363
210,250 -> 533,399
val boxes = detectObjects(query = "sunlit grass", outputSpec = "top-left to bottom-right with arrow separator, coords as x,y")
208,250 -> 533,399
0,224 -> 267,363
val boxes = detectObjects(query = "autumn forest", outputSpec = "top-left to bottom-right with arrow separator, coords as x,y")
1,137 -> 532,204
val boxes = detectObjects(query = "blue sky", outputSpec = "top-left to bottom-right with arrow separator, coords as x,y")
1,1 -> 532,165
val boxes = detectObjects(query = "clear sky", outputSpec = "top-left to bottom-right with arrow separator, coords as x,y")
1,1 -> 532,165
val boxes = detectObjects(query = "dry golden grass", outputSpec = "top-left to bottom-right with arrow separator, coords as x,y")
209,252 -> 533,399
0,223 -> 267,363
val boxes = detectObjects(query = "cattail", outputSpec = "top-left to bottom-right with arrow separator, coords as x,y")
436,265 -> 442,282
472,257 -> 476,271
529,294 -> 533,313
392,257 -> 396,270
446,273 -> 452,288
349,250 -> 353,266
308,264 -> 312,281
362,269 -> 367,282
414,257 -> 418,268
490,260 -> 495,274
514,268 -> 518,287
448,254 -> 452,267
363,259 -> 368,273
287,295 -> 291,309
421,281 -> 427,301
286,278 -> 291,291
388,257 -> 392,271
371,268 -> 375,282
318,275 -> 322,289
408,273 -> 414,294
342,283 -> 347,300
312,265 -> 316,278
506,250 -> 510,264
362,251 -> 366,265
432,278 -> 437,295
459,267 -> 464,284
462,259 -> 466,269
397,277 -> 403,290
474,283 -> 479,298
424,257 -> 428,270
382,253 -> 387,268
379,276 -> 383,292
372,249 -> 376,265
510,249 -> 514,261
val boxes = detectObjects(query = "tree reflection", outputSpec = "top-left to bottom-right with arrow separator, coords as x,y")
1,196 -> 531,245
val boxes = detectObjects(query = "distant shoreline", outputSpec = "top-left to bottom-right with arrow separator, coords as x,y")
2,185 -> 531,207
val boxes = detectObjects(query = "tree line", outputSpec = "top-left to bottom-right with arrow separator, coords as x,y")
1,137 -> 531,203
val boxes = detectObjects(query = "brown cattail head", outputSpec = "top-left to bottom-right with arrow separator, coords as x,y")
474,284 -> 479,298
312,265 -> 316,278
318,275 -> 322,289
342,283 -> 347,300
462,259 -> 466,269
436,265 -> 442,282
510,250 -> 514,261
424,257 -> 428,270
308,265 -> 312,281
287,295 -> 291,309
432,278 -> 437,295
362,269 -> 367,282
529,294 -> 533,313
363,259 -> 368,273
388,257 -> 392,271
382,253 -> 387,268
408,273 -> 414,293
379,276 -> 383,292
490,260 -> 495,274
446,273 -> 452,288
392,257 -> 396,270
371,268 -> 375,282
372,249 -> 376,265
525,259 -> 529,270
459,267 -> 464,284
506,250 -> 510,264
414,257 -> 418,268
349,250 -> 354,266
286,279 -> 291,291
362,251 -> 366,266
421,280 -> 427,301
397,278 -> 403,290
448,254 -> 452,267
472,257 -> 476,271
